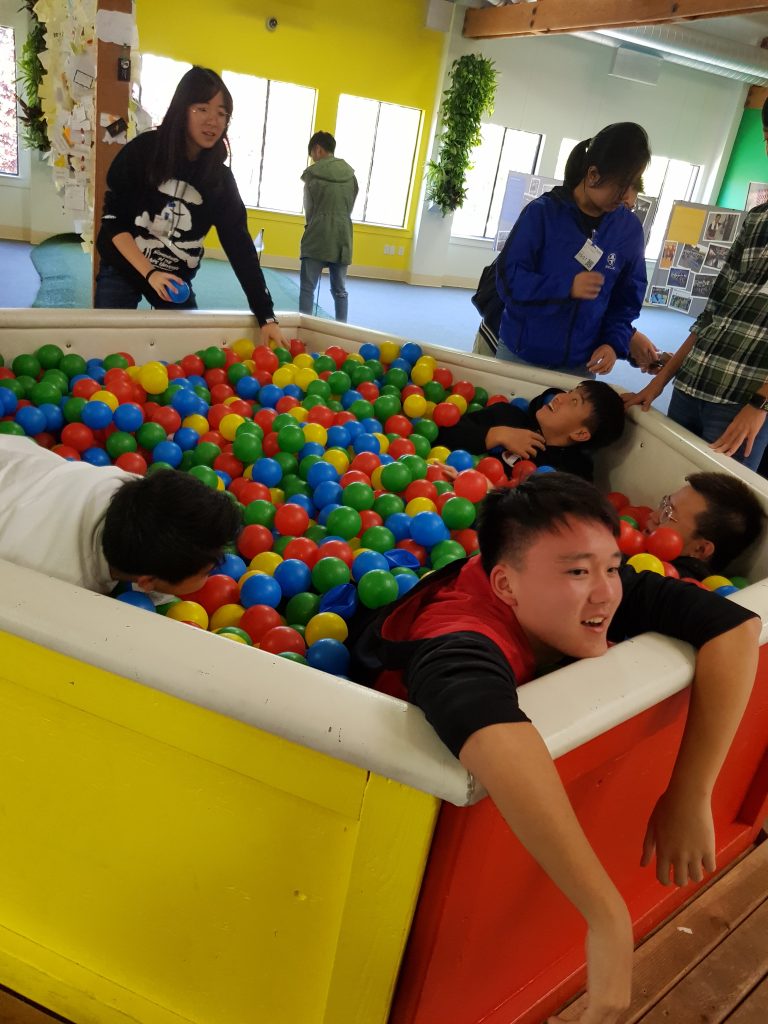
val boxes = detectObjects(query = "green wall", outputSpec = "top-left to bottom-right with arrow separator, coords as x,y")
717,108 -> 768,209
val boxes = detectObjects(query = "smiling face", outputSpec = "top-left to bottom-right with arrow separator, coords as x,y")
535,387 -> 593,446
186,91 -> 229,158
490,517 -> 623,664
644,484 -> 714,563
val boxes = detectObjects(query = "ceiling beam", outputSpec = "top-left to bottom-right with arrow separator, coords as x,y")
464,1 -> 768,39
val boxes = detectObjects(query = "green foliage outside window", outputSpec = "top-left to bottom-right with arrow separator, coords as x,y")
16,0 -> 49,153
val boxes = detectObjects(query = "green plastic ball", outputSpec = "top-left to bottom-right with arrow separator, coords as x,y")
312,556 -> 351,592
414,420 -> 439,443
190,440 -> 220,466
28,381 -> 61,406
201,346 -> 226,369
441,496 -> 476,530
103,353 -> 130,371
232,433 -> 263,464
326,505 -> 362,540
244,499 -> 276,527
373,492 -> 405,518
63,396 -> 86,422
12,353 -> 41,378
360,526 -> 396,554
188,464 -> 220,488
380,461 -> 412,493
277,423 -> 305,454
286,591 -> 321,626
342,481 -> 375,511
401,454 -> 427,480
59,353 -> 88,379
357,569 -> 399,609
35,344 -> 64,370
328,371 -> 351,395
106,430 -> 138,458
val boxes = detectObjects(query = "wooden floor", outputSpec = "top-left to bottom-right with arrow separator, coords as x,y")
1,839 -> 766,1024
559,836 -> 768,1024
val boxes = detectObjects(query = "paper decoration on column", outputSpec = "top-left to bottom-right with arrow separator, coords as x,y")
29,0 -> 139,252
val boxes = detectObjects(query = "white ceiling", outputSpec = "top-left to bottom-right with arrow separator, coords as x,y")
691,13 -> 768,45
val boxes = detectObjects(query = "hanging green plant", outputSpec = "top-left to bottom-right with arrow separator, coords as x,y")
16,0 -> 49,153
426,53 -> 497,216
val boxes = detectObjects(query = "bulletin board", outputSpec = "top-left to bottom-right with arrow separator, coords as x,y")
646,200 -> 745,317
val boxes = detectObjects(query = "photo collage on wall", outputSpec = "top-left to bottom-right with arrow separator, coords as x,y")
646,201 -> 745,318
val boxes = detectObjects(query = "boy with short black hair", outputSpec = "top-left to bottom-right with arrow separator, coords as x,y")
0,435 -> 241,595
349,473 -> 760,1023
436,380 -> 625,481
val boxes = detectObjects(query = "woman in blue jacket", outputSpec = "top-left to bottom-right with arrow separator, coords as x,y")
496,122 -> 650,376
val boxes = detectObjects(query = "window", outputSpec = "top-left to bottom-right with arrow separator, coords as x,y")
140,53 -> 191,127
554,137 -> 579,182
643,156 -> 700,258
0,25 -> 18,175
450,124 -> 543,239
223,71 -> 316,214
335,94 -> 421,228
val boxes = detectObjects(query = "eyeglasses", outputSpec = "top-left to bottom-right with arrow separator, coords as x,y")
658,495 -> 678,525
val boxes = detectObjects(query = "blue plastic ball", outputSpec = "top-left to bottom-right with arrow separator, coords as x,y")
306,638 -> 350,676
384,512 -> 412,540
174,426 -> 200,451
317,503 -> 341,526
235,376 -> 260,400
285,493 -> 314,515
81,400 -> 113,430
715,585 -> 740,597
216,553 -> 248,581
283,384 -> 303,399
113,403 -> 144,432
214,470 -> 232,489
167,279 -> 191,303
153,440 -> 183,467
535,465 -> 556,474
82,446 -> 112,466
171,388 -> 201,417
359,343 -> 380,361
395,573 -> 419,597
39,402 -> 63,432
307,460 -> 339,488
353,433 -> 380,454
446,449 -> 474,472
341,389 -> 363,409
273,559 -> 312,598
313,480 -> 343,509
15,405 -> 47,436
0,388 -> 18,415
352,549 -> 389,580
510,397 -> 530,411
240,572 -> 282,608
299,441 -> 325,460
410,511 -> 450,548
115,590 -> 157,612
258,384 -> 284,409
345,420 -> 364,441
400,342 -> 423,365
252,457 -> 283,487
360,417 -> 383,434
326,425 -> 351,448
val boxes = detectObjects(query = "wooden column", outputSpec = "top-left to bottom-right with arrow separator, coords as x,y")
92,0 -> 133,299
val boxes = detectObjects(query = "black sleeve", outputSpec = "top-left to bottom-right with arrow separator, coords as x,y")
609,566 -> 759,648
404,632 -> 530,757
100,134 -> 150,241
436,403 -> 530,453
213,170 -> 276,325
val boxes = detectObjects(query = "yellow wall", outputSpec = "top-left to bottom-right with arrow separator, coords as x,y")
136,0 -> 447,275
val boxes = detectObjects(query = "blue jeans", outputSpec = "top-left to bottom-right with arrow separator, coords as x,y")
299,257 -> 348,322
94,262 -> 198,310
667,386 -> 768,471
495,344 -> 595,380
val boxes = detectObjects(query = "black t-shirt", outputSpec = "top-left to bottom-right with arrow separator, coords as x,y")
436,388 -> 595,481
97,130 -> 275,323
349,562 -> 757,758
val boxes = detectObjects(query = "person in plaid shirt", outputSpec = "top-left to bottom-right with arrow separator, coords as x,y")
625,100 -> 768,471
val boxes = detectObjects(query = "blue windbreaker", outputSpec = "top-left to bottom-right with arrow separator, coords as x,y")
497,186 -> 647,368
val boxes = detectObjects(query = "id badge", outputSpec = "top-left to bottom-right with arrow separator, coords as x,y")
574,238 -> 603,270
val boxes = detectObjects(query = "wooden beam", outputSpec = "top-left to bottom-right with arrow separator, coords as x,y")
464,1 -> 768,39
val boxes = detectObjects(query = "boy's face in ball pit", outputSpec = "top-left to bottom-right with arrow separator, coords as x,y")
489,517 -> 623,665
644,485 -> 715,564
534,387 -> 593,446
133,564 -> 216,598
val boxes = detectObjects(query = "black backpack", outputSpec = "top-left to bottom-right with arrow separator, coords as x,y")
471,238 -> 510,337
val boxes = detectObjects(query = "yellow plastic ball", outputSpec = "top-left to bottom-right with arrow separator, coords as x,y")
243,464 -> 253,480
242,358 -> 256,374
345,351 -> 364,364
125,365 -> 142,381
215,628 -> 250,644
269,487 -> 285,505
406,497 -> 437,516
231,338 -> 255,360
215,476 -> 225,491
292,353 -> 315,369
250,551 -> 283,575
289,406 -> 309,422
379,341 -> 400,364
219,413 -> 245,441
428,446 -> 451,463
423,401 -> 436,419
305,611 -> 349,645
138,361 -> 169,395
210,603 -> 246,631
324,448 -> 350,473
273,365 -> 297,389
294,367 -> 319,391
303,423 -> 328,446
238,569 -> 263,589
353,547 -> 372,560
627,553 -> 666,575
348,536 -> 361,551
373,432 -> 389,453
90,389 -> 119,411
166,601 -> 209,630
222,396 -> 240,406
370,466 -> 385,490
182,414 -> 210,436
446,394 -> 468,414
418,355 -> 437,370
403,394 -> 427,418
702,574 -> 734,591
411,363 -> 433,386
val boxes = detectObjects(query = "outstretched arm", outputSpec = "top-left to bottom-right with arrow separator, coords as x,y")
461,723 -> 633,1024
641,616 -> 760,885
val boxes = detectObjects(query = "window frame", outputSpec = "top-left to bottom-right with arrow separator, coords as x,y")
0,23 -> 20,180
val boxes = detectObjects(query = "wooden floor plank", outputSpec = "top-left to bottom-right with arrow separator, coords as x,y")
558,841 -> 768,1022
638,900 -> 768,1023
726,977 -> 768,1023
0,987 -> 67,1023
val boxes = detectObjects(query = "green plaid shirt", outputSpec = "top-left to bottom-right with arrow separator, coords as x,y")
676,204 -> 768,404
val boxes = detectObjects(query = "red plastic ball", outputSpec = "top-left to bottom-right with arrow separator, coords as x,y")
388,438 -> 415,459
210,384 -> 235,404
662,561 -> 680,579
334,410 -> 356,426
276,396 -> 300,414
453,469 -> 488,503
339,469 -> 371,488
432,402 -> 461,428
72,378 -> 101,400
511,460 -> 538,485
214,453 -> 244,478
182,574 -> 240,615
252,347 -> 279,374
52,444 -> 81,460
350,452 -> 381,476
166,364 -> 184,381
645,526 -> 684,562
205,368 -> 228,388
476,457 -> 506,484
453,528 -> 479,555
255,408 -> 277,432
401,385 -> 424,400
282,537 -> 319,566
260,626 -> 307,657
358,509 -> 383,532
319,540 -> 355,567
606,491 -> 629,512
240,605 -> 285,644
239,481 -> 271,504
289,338 -> 306,358
433,366 -> 453,389
358,381 -> 379,402
307,405 -> 335,428
618,520 -> 646,557
274,503 -> 310,537
396,538 -> 427,564
452,380 -> 475,402
115,452 -> 147,475
405,479 -> 438,503
149,406 -> 181,434
180,353 -> 205,376
262,432 -> 280,457
199,430 -> 224,448
487,394 -> 507,406
104,368 -> 130,390
61,422 -> 96,452
384,415 -> 413,437
238,524 -> 275,560
324,345 -> 347,369
623,505 -> 653,531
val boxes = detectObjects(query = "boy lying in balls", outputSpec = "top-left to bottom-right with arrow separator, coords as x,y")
349,473 -> 760,1024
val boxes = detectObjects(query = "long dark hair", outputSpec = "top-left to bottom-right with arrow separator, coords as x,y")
563,122 -> 650,195
148,66 -> 234,188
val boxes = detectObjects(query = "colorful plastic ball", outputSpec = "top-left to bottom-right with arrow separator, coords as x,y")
138,361 -> 169,395
325,505 -> 362,540
429,539 -> 467,566
209,603 -> 246,631
319,539 -> 355,567
730,576 -> 749,590
379,461 -> 412,493
61,422 -> 96,452
312,556 -> 351,592
715,585 -> 740,597
240,604 -> 284,644
645,527 -> 684,563
240,573 -> 282,608
359,525 -> 396,554
15,405 -> 47,436
237,524 -> 273,561
394,573 -> 419,597
618,520 -> 646,557
441,497 -> 476,530
274,503 -> 310,537
357,569 -> 399,609
106,430 -> 138,459
252,457 -> 283,487
166,600 -> 209,630
82,446 -> 111,466
409,512 -> 450,548
285,591 -> 321,626
273,558 -> 313,598
215,626 -> 251,645
606,492 -> 629,512
627,553 -> 666,575
341,481 -> 374,511
702,575 -> 734,591
351,549 -> 390,580
115,590 -> 157,612
181,574 -> 240,615
217,553 -> 248,581
115,452 -> 147,474
384,512 -> 412,541
260,626 -> 307,656
306,638 -> 351,676
304,612 -> 349,646
451,470 -> 487,503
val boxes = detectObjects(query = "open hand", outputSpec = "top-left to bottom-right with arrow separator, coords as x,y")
709,405 -> 767,459
623,378 -> 665,411
641,790 -> 715,886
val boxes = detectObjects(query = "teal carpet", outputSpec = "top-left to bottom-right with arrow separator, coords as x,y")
30,233 -> 328,315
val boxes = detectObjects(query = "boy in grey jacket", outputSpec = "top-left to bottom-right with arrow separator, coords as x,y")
299,131 -> 358,322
